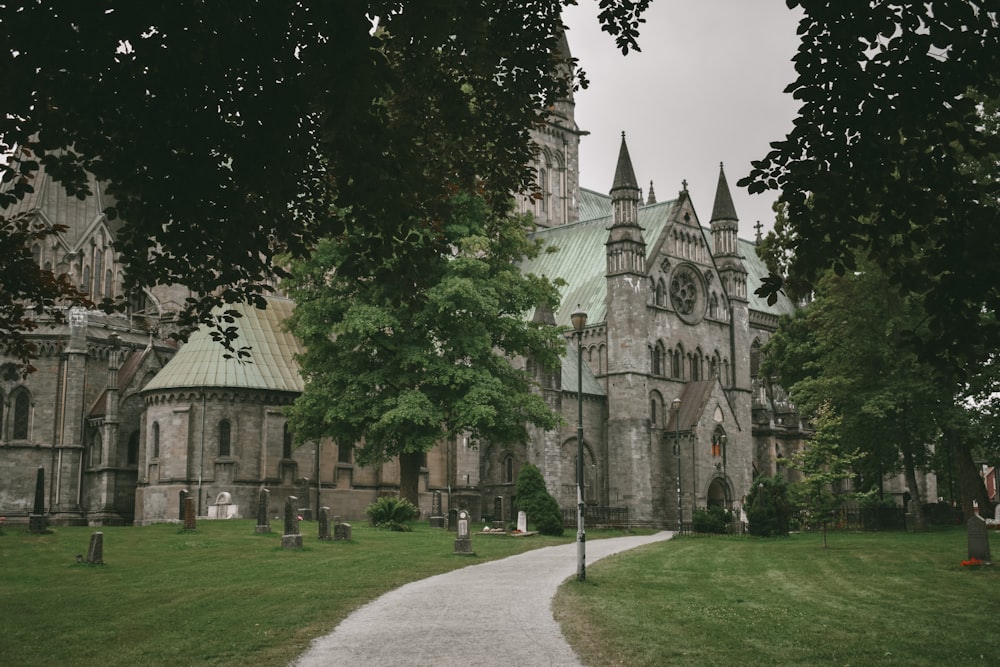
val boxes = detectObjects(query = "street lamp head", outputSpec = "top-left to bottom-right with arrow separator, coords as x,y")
720,433 -> 727,445
571,307 -> 588,333
671,397 -> 681,413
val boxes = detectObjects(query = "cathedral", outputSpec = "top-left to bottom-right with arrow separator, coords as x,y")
0,42 -> 816,529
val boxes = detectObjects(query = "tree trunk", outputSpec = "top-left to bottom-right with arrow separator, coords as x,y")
949,434 -> 990,520
398,451 -> 422,510
901,446 -> 927,531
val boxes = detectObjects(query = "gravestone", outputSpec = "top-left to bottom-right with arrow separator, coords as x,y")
297,479 -> 312,521
492,496 -> 505,530
447,508 -> 458,532
183,496 -> 197,531
454,509 -> 473,554
334,520 -> 352,541
429,490 -> 445,528
517,511 -> 527,533
255,488 -> 271,534
282,496 -> 303,549
28,466 -> 50,534
179,489 -> 189,522
86,532 -> 104,565
318,506 -> 332,541
208,491 -> 237,519
968,515 -> 992,563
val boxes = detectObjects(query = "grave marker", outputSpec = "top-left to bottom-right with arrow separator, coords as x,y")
86,532 -> 104,565
447,508 -> 458,532
492,496 -> 504,530
454,509 -> 473,554
318,506 -> 332,541
282,496 -> 303,549
517,511 -> 527,533
255,488 -> 271,534
334,520 -> 352,541
28,466 -> 50,534
968,515 -> 992,564
429,490 -> 445,528
183,496 -> 197,531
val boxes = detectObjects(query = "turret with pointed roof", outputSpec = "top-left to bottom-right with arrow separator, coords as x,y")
710,163 -> 748,302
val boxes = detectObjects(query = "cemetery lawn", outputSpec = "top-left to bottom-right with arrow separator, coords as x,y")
555,527 -> 1000,667
0,520 -> 593,666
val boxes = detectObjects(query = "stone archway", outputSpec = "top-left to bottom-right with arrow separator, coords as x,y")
707,477 -> 728,508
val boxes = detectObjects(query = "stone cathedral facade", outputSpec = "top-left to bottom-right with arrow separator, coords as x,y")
0,38 -> 814,528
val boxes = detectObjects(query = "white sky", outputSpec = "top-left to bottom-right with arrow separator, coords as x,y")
563,0 -> 802,238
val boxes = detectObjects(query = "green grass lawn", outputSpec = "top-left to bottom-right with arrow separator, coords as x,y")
554,528 -> 1000,667
0,520 -> 577,666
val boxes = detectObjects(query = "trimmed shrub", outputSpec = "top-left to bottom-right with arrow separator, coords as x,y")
514,463 -> 565,536
693,506 -> 732,534
366,495 -> 420,531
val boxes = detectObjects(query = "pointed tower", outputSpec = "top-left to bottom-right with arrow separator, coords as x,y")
604,134 -> 654,523
710,163 -> 748,302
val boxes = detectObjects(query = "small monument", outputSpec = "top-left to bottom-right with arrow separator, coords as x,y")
517,511 -> 528,533
86,532 -> 104,565
183,496 -> 197,531
447,508 -> 458,532
429,490 -> 445,528
334,519 -> 352,541
492,496 -> 504,530
297,478 -> 312,521
28,466 -> 50,534
967,515 -> 992,564
255,488 -> 271,534
179,489 -> 189,522
318,506 -> 332,541
208,491 -> 237,519
282,496 -> 303,549
454,509 -> 473,555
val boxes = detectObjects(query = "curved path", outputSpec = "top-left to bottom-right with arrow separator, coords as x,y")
292,531 -> 673,667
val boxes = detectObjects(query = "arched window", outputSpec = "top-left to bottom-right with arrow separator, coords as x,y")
91,430 -> 103,467
283,423 -> 293,459
127,430 -> 140,465
93,248 -> 103,297
672,347 -> 683,380
709,293 -> 719,319
654,341 -> 666,376
539,168 -> 548,213
750,339 -> 762,378
503,455 -> 514,484
105,269 -> 114,300
151,421 -> 160,458
218,419 -> 231,457
82,265 -> 91,294
655,279 -> 666,306
12,388 -> 30,440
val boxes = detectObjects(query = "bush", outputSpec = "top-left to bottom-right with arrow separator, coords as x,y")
692,506 -> 732,534
746,474 -> 792,537
365,495 -> 420,531
514,463 -> 565,536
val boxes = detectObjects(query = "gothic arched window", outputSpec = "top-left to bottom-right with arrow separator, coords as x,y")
12,388 -> 30,440
218,419 -> 231,457
152,421 -> 160,459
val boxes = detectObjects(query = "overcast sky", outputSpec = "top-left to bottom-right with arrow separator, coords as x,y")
563,1 -> 802,239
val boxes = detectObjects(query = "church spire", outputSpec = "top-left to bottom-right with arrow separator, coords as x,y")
710,162 -> 738,223
606,133 -> 644,275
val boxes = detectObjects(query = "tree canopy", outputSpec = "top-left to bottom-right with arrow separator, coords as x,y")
0,1 -> 649,366
743,1 -> 1000,379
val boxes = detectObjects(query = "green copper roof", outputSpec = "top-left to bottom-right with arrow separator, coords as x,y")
142,297 -> 304,393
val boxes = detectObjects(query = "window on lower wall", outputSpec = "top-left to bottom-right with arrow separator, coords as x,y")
218,419 -> 231,457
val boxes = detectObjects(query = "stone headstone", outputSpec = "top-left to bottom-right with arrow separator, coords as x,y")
282,496 -> 303,549
255,488 -> 271,534
968,515 -> 992,563
179,489 -> 189,522
429,490 -> 445,528
334,521 -> 352,541
454,509 -> 473,554
86,532 -> 104,565
492,496 -> 504,530
447,508 -> 458,532
517,511 -> 527,533
28,466 -> 49,534
297,478 -> 310,520
183,496 -> 197,531
318,506 -> 332,541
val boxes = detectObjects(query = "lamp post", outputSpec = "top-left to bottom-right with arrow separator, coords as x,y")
720,433 -> 728,510
672,397 -> 682,533
571,307 -> 588,581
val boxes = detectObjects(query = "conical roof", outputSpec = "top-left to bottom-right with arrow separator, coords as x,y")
142,297 -> 304,393
611,133 -> 640,195
710,162 -> 739,222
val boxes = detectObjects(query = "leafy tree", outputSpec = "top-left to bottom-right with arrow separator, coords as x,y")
743,2 -> 1000,381
0,1 -> 650,368
786,403 -> 859,529
763,258 -> 959,529
284,194 -> 565,506
514,463 -> 564,536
